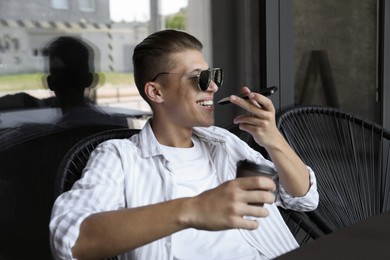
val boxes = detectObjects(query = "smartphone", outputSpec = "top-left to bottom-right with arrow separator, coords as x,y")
217,86 -> 278,105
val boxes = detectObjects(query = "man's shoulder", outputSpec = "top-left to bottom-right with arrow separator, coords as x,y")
193,125 -> 239,142
194,125 -> 229,135
97,134 -> 140,152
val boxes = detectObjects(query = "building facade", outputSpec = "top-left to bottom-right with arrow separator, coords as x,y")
0,0 -> 147,75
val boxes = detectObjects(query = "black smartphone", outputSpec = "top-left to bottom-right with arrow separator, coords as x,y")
217,86 -> 278,105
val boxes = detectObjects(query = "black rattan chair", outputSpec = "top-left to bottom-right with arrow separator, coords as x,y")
54,128 -> 140,198
278,207 -> 324,245
53,128 -> 140,260
0,123 -> 128,260
277,105 -> 390,234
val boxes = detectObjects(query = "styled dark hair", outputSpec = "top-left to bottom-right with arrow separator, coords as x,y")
132,29 -> 203,102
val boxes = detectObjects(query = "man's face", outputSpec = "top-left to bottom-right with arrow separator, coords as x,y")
158,50 -> 219,129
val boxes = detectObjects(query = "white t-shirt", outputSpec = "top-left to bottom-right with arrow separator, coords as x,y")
160,136 -> 262,260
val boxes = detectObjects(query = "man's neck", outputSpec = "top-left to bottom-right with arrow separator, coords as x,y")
150,118 -> 193,148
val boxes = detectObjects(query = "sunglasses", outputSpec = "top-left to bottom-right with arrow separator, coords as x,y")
151,68 -> 223,91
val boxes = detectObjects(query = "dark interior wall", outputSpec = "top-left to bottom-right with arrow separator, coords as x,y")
211,0 -> 262,129
293,0 -> 380,123
211,0 -> 241,128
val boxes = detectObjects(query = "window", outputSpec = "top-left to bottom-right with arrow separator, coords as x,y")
79,0 -> 95,12
0,0 -> 214,128
52,0 -> 69,10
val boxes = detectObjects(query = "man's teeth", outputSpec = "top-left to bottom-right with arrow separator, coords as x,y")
197,100 -> 213,106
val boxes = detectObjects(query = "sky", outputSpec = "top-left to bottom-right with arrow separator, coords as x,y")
110,0 -> 188,22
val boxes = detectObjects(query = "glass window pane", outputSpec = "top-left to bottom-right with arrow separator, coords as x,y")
52,0 -> 69,10
293,0 -> 380,123
0,0 -> 213,129
79,0 -> 95,12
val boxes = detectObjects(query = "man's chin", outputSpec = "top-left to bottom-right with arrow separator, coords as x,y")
199,119 -> 215,127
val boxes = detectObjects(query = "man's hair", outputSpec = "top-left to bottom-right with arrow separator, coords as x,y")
132,29 -> 203,102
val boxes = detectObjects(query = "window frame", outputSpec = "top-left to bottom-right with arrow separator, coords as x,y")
51,0 -> 70,10
79,0 -> 96,12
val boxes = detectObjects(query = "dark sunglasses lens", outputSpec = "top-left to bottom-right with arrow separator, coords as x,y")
213,69 -> 223,87
199,70 -> 211,91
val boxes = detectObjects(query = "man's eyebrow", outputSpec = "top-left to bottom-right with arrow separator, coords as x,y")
189,68 -> 202,73
188,68 -> 208,74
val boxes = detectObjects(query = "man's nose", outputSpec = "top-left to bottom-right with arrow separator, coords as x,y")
208,80 -> 219,93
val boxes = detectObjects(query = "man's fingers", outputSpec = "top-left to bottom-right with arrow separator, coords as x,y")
237,176 -> 276,192
245,190 -> 276,205
235,206 -> 270,230
237,218 -> 259,230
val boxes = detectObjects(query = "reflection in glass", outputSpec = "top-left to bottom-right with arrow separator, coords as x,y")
0,0 -> 209,116
293,0 -> 380,123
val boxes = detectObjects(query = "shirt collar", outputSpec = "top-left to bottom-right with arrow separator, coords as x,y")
138,119 -> 226,158
138,120 -> 163,158
193,126 -> 226,144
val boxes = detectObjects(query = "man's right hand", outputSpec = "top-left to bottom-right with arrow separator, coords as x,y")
180,176 -> 276,231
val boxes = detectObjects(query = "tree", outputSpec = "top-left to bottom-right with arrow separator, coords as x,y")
165,8 -> 187,30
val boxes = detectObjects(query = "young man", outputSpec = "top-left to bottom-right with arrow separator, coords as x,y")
50,29 -> 318,260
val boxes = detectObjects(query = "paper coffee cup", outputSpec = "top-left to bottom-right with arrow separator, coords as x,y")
236,160 -> 279,203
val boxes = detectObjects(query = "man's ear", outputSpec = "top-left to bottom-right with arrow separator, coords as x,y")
83,72 -> 94,88
145,82 -> 164,103
46,75 -> 55,91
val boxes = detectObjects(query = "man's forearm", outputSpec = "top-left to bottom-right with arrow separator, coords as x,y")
265,133 -> 310,197
72,198 -> 190,260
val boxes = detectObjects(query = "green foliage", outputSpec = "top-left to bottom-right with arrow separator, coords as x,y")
0,73 -> 45,91
0,72 -> 135,92
97,72 -> 135,87
165,8 -> 187,30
